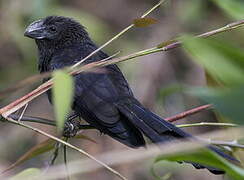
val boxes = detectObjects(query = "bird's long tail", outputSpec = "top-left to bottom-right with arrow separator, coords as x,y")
117,100 -> 238,174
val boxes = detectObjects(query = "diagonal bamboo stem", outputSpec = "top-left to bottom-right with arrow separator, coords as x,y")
1,20 -> 244,117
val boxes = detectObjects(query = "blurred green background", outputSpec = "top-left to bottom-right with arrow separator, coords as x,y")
0,0 -> 244,179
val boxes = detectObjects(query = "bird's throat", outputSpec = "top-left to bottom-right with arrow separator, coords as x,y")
36,40 -> 55,72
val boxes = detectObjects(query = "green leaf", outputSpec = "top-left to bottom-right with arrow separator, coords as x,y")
212,0 -> 244,20
2,139 -> 55,173
189,86 -> 244,125
150,164 -> 172,180
183,36 -> 244,85
155,148 -> 244,180
133,17 -> 158,27
53,71 -> 74,132
9,168 -> 41,180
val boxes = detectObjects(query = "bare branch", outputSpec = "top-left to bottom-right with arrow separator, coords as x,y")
4,117 -> 127,180
165,104 -> 212,122
176,122 -> 238,128
209,140 -> 244,149
71,0 -> 167,68
1,19 -> 244,117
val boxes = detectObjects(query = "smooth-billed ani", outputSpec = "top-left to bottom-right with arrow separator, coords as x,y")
24,16 -> 238,174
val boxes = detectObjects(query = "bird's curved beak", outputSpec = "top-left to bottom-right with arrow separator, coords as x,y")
24,20 -> 46,39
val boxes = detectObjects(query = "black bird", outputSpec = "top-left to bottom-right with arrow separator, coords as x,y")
24,16 -> 237,174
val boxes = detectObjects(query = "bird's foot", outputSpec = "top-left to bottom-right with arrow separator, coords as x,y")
62,114 -> 95,137
62,114 -> 80,137
63,121 -> 80,137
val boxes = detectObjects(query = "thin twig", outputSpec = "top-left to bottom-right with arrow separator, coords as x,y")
165,104 -> 212,122
5,117 -> 127,180
1,19 -> 244,116
162,19 -> 244,51
18,103 -> 28,122
7,114 -> 56,126
1,16 -> 244,180
177,122 -> 238,128
0,1 -> 165,100
1,3 -> 243,180
5,112 -> 239,130
0,72 -> 50,99
36,128 -> 244,180
209,140 -> 244,149
0,80 -> 52,116
49,142 -> 60,166
71,0 -> 167,68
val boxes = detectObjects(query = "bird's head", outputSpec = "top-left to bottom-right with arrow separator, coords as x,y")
24,16 -> 88,45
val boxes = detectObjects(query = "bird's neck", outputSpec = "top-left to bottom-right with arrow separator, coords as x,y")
36,38 -> 93,72
36,40 -> 55,72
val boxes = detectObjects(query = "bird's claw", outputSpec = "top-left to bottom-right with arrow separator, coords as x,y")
63,121 -> 80,137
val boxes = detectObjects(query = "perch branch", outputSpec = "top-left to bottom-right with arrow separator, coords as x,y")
4,117 -> 126,180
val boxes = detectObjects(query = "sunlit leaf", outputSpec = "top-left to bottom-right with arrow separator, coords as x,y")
9,168 -> 41,180
133,17 -> 158,27
155,148 -> 244,180
2,139 -> 55,173
53,71 -> 74,132
183,36 -> 244,85
212,0 -> 244,20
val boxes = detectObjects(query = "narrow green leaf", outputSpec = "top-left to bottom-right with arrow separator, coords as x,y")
53,71 -> 74,132
155,149 -> 244,180
133,17 -> 158,27
2,139 -> 55,173
188,86 -> 244,125
9,168 -> 41,180
183,36 -> 244,85
212,0 -> 244,20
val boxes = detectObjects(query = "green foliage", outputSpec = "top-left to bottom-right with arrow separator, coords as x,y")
1,0 -> 244,178
9,168 -> 41,180
189,86 -> 244,125
52,71 -> 74,132
183,36 -> 244,124
1,135 -> 97,174
155,148 -> 244,180
212,0 -> 244,19
183,36 -> 244,85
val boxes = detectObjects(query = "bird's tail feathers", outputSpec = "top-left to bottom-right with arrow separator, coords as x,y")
117,100 -> 239,175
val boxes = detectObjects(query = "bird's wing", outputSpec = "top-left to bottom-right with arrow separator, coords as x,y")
50,47 -> 176,135
49,49 -> 145,147
72,71 -> 145,147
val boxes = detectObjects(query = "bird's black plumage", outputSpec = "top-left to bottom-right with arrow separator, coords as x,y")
24,16 -> 238,174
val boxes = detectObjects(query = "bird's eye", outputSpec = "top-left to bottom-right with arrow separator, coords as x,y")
49,26 -> 57,32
